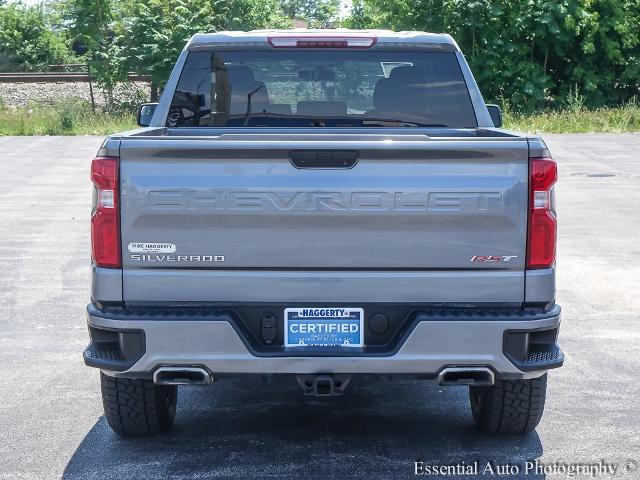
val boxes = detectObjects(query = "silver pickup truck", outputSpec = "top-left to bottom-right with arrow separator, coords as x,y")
85,29 -> 563,437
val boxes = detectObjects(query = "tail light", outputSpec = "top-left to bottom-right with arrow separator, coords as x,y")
527,157 -> 557,269
91,156 -> 121,268
267,36 -> 377,49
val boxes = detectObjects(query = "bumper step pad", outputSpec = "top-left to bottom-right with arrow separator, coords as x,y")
504,334 -> 564,372
83,325 -> 145,371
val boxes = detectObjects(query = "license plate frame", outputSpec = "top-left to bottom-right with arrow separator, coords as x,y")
284,307 -> 364,348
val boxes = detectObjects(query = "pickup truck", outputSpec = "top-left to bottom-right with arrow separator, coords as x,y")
85,29 -> 563,437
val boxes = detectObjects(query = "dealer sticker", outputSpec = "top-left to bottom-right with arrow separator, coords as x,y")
127,242 -> 176,253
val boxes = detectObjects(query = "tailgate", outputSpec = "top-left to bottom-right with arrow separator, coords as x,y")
119,134 -> 529,303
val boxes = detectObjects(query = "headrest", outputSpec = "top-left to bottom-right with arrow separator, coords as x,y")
226,64 -> 269,114
388,66 -> 424,84
372,78 -> 393,111
226,64 -> 256,85
297,101 -> 347,117
371,73 -> 427,114
267,103 -> 292,115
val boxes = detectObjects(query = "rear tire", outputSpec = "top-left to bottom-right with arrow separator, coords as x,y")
100,372 -> 177,436
469,374 -> 547,435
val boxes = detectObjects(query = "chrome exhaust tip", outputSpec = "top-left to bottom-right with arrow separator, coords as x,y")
153,366 -> 213,385
437,367 -> 495,386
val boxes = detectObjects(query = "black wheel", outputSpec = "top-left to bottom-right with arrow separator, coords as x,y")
100,372 -> 177,436
469,374 -> 547,435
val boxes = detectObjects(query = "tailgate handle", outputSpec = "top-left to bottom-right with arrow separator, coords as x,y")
289,150 -> 358,169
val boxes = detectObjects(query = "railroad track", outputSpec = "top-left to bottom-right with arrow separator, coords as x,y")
0,72 -> 150,83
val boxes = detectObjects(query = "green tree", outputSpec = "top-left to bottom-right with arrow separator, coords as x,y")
57,0 -> 126,108
0,3 -> 73,72
280,0 -> 340,27
119,0 -> 290,96
348,0 -> 640,110
343,0 -> 383,28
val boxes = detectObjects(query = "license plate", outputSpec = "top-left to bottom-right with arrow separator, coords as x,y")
284,307 -> 364,347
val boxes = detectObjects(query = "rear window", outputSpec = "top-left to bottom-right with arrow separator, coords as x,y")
168,50 -> 477,128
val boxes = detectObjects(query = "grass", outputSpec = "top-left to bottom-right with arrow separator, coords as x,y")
1,99 -> 639,135
504,102 -> 640,133
0,99 -> 136,135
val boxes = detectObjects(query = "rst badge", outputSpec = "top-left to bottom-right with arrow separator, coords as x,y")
470,255 -> 518,262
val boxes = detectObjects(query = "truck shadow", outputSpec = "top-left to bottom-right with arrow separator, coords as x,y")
63,375 -> 544,479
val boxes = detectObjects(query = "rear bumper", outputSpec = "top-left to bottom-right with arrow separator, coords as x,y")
84,304 -> 563,380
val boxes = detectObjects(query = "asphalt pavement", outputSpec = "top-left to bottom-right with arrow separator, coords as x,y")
0,134 -> 639,479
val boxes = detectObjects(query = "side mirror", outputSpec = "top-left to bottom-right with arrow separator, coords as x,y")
486,104 -> 503,128
137,103 -> 158,127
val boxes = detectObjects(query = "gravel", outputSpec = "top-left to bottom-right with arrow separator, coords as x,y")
0,81 -> 151,107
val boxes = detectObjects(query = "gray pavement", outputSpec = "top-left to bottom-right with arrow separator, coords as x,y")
0,134 -> 639,479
